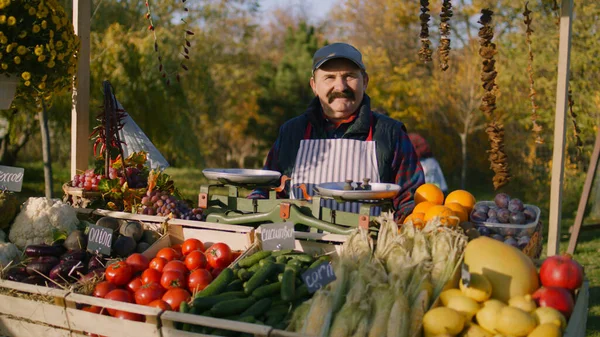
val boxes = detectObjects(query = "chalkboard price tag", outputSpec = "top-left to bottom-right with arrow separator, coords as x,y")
461,263 -> 471,287
302,261 -> 336,293
0,165 -> 25,192
259,222 -> 295,251
87,225 -> 113,256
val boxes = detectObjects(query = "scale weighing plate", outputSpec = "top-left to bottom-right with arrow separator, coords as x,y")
314,182 -> 400,201
202,168 -> 281,185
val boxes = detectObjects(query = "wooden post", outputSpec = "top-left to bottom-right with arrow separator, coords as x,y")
70,0 -> 91,178
547,0 -> 574,257
39,99 -> 53,198
567,127 -> 600,254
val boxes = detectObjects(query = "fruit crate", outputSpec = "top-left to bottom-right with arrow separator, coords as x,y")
62,182 -> 103,208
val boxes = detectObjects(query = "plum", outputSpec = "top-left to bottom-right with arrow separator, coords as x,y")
523,206 -> 537,221
504,236 -> 519,248
471,210 -> 488,223
486,216 -> 500,223
509,211 -> 526,225
491,234 -> 505,241
477,226 -> 492,236
508,198 -> 525,213
487,208 -> 498,219
494,193 -> 511,209
473,204 -> 490,214
518,236 -> 531,250
497,208 -> 510,223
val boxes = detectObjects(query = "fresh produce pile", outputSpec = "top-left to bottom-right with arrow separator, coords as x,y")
176,248 -> 329,334
423,236 -> 584,337
287,212 -> 467,336
85,239 -> 239,321
404,184 -> 476,229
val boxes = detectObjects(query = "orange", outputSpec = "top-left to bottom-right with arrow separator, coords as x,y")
415,183 -> 445,205
413,201 -> 436,215
445,202 -> 468,223
444,190 -> 476,213
404,212 -> 426,229
424,205 -> 458,227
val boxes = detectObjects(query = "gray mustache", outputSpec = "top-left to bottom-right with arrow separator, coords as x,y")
328,89 -> 354,103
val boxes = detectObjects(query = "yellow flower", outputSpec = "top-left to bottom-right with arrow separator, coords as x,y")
6,44 -> 13,53
41,20 -> 47,29
38,82 -> 45,90
49,30 -> 54,38
0,16 -> 6,25
13,56 -> 20,64
0,52 -> 2,59
52,15 -> 60,25
18,31 -> 27,38
57,53 -> 64,61
16,45 -> 26,55
21,72 -> 31,81
47,60 -> 55,68
42,74 -> 47,81
55,41 -> 63,50
0,36 -> 7,44
38,55 -> 46,62
32,25 -> 40,33
28,7 -> 36,15
7,16 -> 15,26
34,45 -> 44,56
1,63 -> 7,70
24,81 -> 30,87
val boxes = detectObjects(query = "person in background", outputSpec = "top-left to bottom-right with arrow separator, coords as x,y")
249,42 -> 424,221
408,133 -> 448,194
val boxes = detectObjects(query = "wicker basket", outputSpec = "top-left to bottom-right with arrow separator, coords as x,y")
62,183 -> 102,208
522,219 -> 543,259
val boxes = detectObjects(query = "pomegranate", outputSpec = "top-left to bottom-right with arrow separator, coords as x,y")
532,287 -> 575,318
539,254 -> 584,290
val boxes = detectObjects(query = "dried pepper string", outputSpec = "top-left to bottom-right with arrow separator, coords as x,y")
478,9 -> 510,189
523,2 -> 543,144
418,0 -> 432,63
568,88 -> 583,152
438,0 -> 453,71
144,0 -> 193,85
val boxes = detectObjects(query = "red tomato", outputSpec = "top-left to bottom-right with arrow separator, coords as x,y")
184,250 -> 207,271
160,270 -> 187,290
141,268 -> 162,285
82,305 -> 103,314
134,283 -> 166,305
231,250 -> 243,261
105,261 -> 133,286
148,299 -> 171,311
163,260 -> 188,275
188,269 -> 213,292
171,244 -> 183,256
93,281 -> 117,298
149,257 -> 168,272
211,268 -> 223,278
162,288 -> 191,311
156,247 -> 180,262
127,277 -> 143,293
104,289 -> 133,316
113,310 -> 144,321
126,253 -> 150,273
205,243 -> 233,269
181,238 -> 205,255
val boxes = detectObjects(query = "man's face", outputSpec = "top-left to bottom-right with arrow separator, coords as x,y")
310,58 -> 368,122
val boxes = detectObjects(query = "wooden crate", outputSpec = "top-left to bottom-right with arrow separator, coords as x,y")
565,279 -> 590,337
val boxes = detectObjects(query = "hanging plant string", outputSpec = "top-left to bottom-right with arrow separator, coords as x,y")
568,88 -> 583,152
478,9 -> 510,190
418,0 -> 432,63
438,0 -> 453,71
523,2 -> 543,144
144,0 -> 193,85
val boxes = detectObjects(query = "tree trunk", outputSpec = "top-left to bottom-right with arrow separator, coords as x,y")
0,111 -> 35,166
38,100 -> 53,198
459,132 -> 467,190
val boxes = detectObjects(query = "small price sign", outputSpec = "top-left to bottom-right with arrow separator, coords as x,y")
259,222 -> 295,251
86,225 -> 113,256
461,263 -> 471,287
302,261 -> 336,293
0,165 -> 25,192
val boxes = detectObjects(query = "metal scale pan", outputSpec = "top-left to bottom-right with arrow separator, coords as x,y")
314,181 -> 401,201
202,168 -> 281,186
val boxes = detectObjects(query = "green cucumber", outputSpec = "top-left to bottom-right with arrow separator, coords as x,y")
265,303 -> 291,317
292,254 -> 314,263
271,249 -> 294,257
293,284 -> 310,301
238,251 -> 272,268
240,297 -> 272,318
252,281 -> 282,299
210,297 -> 256,317
259,256 -> 276,266
275,255 -> 289,264
277,273 -> 284,282
265,312 -> 286,327
248,262 -> 262,272
226,279 -> 244,292
238,268 -> 254,281
195,268 -> 234,298
280,268 -> 296,302
287,259 -> 305,268
308,255 -> 332,269
244,263 -> 276,294
191,291 -> 246,311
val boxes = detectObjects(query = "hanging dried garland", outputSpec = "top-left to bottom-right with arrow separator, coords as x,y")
478,9 -> 510,189
568,88 -> 583,150
438,0 -> 453,71
523,2 -> 543,144
418,0 -> 433,63
144,0 -> 194,85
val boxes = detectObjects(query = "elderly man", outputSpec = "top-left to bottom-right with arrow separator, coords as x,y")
250,42 -> 424,220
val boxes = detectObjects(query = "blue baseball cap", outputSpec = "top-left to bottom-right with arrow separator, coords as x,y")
312,43 -> 366,72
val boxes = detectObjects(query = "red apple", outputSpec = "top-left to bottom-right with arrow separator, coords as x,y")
532,286 -> 575,318
539,254 -> 584,290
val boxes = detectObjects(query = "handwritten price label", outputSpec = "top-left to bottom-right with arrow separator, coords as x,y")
0,165 -> 24,192
260,222 -> 295,251
86,225 -> 113,256
302,261 -> 336,293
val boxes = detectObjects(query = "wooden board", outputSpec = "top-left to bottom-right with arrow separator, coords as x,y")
565,280 -> 589,337
0,315 -> 71,337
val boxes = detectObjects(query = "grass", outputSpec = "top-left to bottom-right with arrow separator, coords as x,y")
13,164 -> 600,334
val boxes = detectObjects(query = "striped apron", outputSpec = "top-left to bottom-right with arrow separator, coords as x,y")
290,114 -> 381,214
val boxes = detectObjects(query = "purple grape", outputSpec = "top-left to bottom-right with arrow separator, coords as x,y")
471,210 -> 488,222
477,226 -> 492,236
487,208 -> 498,218
491,234 -> 505,241
517,236 -> 531,250
474,204 -> 490,214
497,208 -> 510,223
523,207 -> 537,221
504,237 -> 518,248
486,216 -> 500,223
509,211 -> 526,225
494,193 -> 511,209
508,198 -> 524,213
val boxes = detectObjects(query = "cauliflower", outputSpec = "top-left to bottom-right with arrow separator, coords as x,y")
9,197 -> 79,249
0,242 -> 21,268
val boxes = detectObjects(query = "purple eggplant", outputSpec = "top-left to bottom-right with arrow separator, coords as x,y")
26,256 -> 60,276
60,249 -> 87,262
79,269 -> 105,283
87,255 -> 105,271
25,244 -> 65,258
21,275 -> 47,286
49,260 -> 86,281
4,267 -> 29,282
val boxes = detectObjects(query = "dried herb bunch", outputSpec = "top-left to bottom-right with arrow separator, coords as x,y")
418,0 -> 432,63
478,9 -> 510,189
523,2 -> 543,144
568,88 -> 583,149
144,0 -> 194,85
438,0 -> 453,71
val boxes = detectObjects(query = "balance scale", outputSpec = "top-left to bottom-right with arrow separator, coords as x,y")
197,169 -> 400,235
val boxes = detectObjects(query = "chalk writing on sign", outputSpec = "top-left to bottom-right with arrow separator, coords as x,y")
0,165 -> 25,192
87,225 -> 113,256
260,222 -> 295,251
302,261 -> 337,293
